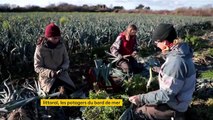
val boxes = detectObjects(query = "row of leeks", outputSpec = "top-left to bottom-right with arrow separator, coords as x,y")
0,75 -> 60,113
0,75 -> 85,113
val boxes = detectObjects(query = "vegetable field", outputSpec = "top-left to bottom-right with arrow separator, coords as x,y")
0,12 -> 213,120
1,12 -> 213,79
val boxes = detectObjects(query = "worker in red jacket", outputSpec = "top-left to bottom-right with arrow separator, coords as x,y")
110,24 -> 142,74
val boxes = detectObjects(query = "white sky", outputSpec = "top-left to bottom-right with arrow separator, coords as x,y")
1,0 -> 213,10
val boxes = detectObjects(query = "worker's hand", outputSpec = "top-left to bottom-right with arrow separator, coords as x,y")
131,51 -> 138,58
152,66 -> 160,73
49,69 -> 63,78
56,69 -> 63,75
49,71 -> 57,78
129,95 -> 141,106
117,54 -> 123,60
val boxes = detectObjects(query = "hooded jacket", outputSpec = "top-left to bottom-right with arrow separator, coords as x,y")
139,43 -> 196,112
34,40 -> 76,93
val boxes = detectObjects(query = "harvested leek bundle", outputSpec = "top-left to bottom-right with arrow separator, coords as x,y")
138,56 -> 161,91
0,92 -> 60,113
94,59 -> 112,87
146,67 -> 153,91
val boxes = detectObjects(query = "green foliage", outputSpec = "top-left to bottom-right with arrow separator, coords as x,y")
207,48 -> 213,57
184,35 -> 208,51
177,21 -> 212,38
59,16 -> 69,26
91,45 -> 111,59
206,98 -> 213,106
88,90 -> 109,99
83,105 -> 124,120
0,13 -> 212,81
83,74 -> 158,120
83,90 -> 126,120
139,46 -> 157,57
122,74 -> 158,95
2,20 -> 11,30
200,70 -> 213,79
0,12 -> 212,119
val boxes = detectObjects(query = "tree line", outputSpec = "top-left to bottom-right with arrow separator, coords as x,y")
0,3 -> 150,12
0,3 -> 213,16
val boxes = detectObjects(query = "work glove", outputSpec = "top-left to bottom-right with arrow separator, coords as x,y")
131,51 -> 138,58
129,95 -> 144,106
117,54 -> 123,60
49,69 -> 63,78
57,69 -> 63,74
152,66 -> 160,73
49,71 -> 57,78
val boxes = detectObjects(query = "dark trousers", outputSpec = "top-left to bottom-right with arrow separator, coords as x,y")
118,56 -> 143,74
44,79 -> 81,119
134,104 -> 184,120
49,78 -> 75,95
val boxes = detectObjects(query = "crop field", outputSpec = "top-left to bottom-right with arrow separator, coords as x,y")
0,12 -> 213,78
1,12 -> 213,45
0,12 -> 213,120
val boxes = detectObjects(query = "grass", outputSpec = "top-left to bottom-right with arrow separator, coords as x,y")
200,70 -> 213,80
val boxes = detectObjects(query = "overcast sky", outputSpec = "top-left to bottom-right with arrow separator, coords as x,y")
1,0 -> 213,10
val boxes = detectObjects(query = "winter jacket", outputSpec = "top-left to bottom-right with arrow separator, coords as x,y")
34,40 -> 76,93
139,43 -> 196,112
110,32 -> 137,56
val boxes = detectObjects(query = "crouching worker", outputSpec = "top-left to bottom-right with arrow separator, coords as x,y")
129,23 -> 196,120
34,23 -> 76,120
34,23 -> 77,119
110,24 -> 143,74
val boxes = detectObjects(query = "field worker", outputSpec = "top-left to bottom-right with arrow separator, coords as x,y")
129,23 -> 196,120
110,24 -> 143,74
34,23 -> 76,95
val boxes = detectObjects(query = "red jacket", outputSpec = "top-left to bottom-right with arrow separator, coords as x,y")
118,32 -> 137,55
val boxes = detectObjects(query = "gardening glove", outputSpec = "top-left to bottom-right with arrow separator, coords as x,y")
49,70 -> 57,78
131,51 -> 138,58
117,54 -> 123,60
119,61 -> 129,73
56,69 -> 63,75
129,95 -> 139,105
152,66 -> 160,73
129,95 -> 142,106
